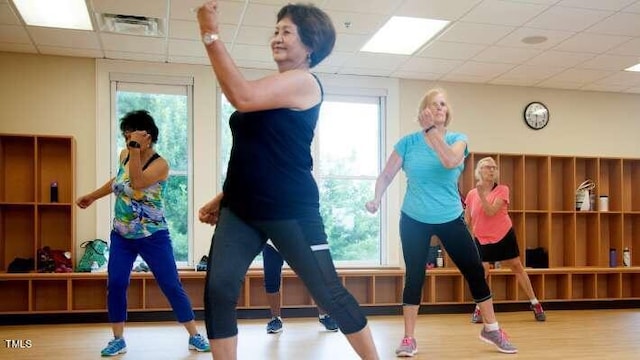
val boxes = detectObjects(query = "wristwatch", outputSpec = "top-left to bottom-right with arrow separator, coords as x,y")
127,140 -> 141,149
202,32 -> 219,45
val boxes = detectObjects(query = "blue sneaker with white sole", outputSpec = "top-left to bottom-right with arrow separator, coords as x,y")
188,333 -> 210,352
101,337 -> 126,357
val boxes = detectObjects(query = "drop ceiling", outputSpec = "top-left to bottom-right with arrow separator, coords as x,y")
1,0 -> 640,94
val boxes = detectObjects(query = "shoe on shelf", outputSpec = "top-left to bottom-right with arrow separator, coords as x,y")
188,333 -> 210,352
479,328 -> 517,354
318,314 -> 339,332
266,316 -> 283,334
100,337 -> 127,357
471,307 -> 483,323
531,303 -> 546,321
395,336 -> 418,357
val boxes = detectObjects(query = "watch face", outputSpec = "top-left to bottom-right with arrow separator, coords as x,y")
524,102 -> 549,130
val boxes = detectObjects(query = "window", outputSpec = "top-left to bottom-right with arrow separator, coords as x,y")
219,94 -> 384,265
112,79 -> 193,264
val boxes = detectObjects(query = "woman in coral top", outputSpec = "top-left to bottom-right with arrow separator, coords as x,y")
464,156 -> 546,323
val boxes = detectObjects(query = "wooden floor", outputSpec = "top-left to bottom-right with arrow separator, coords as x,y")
1,309 -> 639,359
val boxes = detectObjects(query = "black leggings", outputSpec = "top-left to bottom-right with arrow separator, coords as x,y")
400,212 -> 491,305
204,208 -> 368,339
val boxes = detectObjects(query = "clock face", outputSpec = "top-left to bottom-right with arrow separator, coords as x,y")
523,102 -> 549,130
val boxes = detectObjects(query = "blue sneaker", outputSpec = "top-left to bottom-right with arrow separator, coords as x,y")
318,314 -> 339,332
101,337 -> 126,357
188,333 -> 210,352
266,316 -> 283,333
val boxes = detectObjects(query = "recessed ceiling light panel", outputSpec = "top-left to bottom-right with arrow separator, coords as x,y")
13,0 -> 93,30
361,16 -> 449,55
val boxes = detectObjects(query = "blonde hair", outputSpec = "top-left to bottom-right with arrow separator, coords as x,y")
418,88 -> 453,127
475,156 -> 499,181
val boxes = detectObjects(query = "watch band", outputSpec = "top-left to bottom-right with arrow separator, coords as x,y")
128,140 -> 141,149
202,32 -> 219,45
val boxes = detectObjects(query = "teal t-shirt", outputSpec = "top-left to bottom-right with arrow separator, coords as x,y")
394,130 -> 468,224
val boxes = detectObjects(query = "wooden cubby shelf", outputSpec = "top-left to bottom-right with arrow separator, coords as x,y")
1,144 -> 640,316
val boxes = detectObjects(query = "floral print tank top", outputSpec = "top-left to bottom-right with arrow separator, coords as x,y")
111,153 -> 168,239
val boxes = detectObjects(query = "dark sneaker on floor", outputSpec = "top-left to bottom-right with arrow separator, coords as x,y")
188,333 -> 210,352
471,307 -> 483,323
531,303 -> 546,321
479,328 -> 517,354
266,316 -> 283,334
395,336 -> 418,357
318,314 -> 339,331
101,337 -> 127,357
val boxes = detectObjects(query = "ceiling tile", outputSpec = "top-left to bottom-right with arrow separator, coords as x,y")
333,33 -> 369,53
450,61 -> 516,77
0,24 -> 30,43
581,83 -> 631,92
326,10 -> 387,35
544,68 -> 614,82
230,43 -> 272,62
441,72 -> 497,83
322,0 -> 400,15
167,39 -> 205,57
168,19 -> 200,41
91,0 -> 168,18
624,1 -> 640,13
337,67 -> 394,77
525,50 -> 594,67
169,0 -> 208,21
100,33 -> 166,54
461,0 -> 548,26
577,54 -> 640,70
37,46 -> 104,58
609,38 -> 640,56
0,2 -> 20,25
586,12 -> 640,36
492,64 -> 565,82
28,27 -> 100,49
592,71 -> 640,86
242,3 -> 286,28
391,70 -> 442,81
553,33 -> 632,53
473,45 -> 541,63
342,52 -> 408,71
496,27 -> 574,48
0,42 -> 37,53
396,57 -> 464,74
104,50 -> 166,63
167,55 -> 210,65
438,22 -> 515,45
535,79 -> 585,89
417,41 -> 487,61
525,6 -> 612,31
556,0 -> 637,11
394,0 -> 483,21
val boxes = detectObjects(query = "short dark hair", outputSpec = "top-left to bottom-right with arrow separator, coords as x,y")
277,3 -> 336,68
119,110 -> 159,143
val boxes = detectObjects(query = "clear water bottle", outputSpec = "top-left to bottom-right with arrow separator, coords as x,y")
436,249 -> 444,268
623,247 -> 631,267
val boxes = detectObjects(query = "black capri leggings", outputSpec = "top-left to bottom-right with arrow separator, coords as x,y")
204,208 -> 368,339
399,212 -> 491,305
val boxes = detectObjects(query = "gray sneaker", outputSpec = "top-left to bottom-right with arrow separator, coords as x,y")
471,307 -> 483,323
395,336 -> 417,357
531,303 -> 546,321
479,328 -> 517,354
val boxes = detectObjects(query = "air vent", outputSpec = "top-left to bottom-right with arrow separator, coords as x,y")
97,13 -> 165,37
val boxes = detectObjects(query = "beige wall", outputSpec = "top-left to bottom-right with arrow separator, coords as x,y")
399,79 -> 640,157
2,51 -> 640,265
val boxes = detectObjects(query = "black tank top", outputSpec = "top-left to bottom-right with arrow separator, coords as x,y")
221,74 -> 323,220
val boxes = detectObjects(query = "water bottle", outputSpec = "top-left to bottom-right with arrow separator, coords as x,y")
609,248 -> 617,267
623,247 -> 631,267
91,261 -> 99,273
436,249 -> 444,268
50,181 -> 58,202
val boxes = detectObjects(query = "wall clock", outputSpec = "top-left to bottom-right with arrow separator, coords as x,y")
523,101 -> 549,130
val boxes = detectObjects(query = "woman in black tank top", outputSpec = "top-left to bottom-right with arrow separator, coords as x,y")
197,2 -> 379,359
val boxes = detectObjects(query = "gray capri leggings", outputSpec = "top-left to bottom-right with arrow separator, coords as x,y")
400,212 -> 492,305
204,207 -> 368,339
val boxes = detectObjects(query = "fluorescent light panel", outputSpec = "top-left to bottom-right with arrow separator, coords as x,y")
361,16 -> 449,55
625,63 -> 640,72
13,0 -> 93,30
